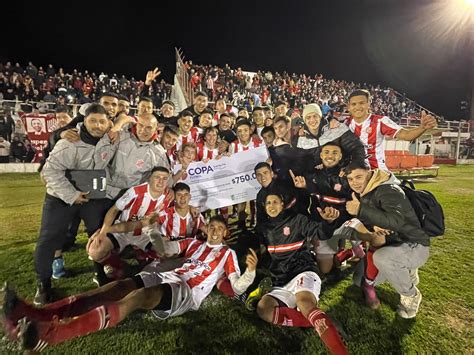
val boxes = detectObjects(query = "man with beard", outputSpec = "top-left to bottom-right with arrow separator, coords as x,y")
33,104 -> 114,305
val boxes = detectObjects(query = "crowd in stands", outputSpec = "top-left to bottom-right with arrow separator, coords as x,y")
0,60 -> 426,124
184,61 -> 420,122
0,61 -> 172,112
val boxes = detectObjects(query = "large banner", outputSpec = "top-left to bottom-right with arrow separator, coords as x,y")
19,113 -> 59,163
175,146 -> 269,211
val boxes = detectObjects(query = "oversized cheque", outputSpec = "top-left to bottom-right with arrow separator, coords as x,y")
175,146 -> 269,211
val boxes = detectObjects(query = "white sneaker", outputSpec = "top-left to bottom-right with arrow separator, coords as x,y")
397,287 -> 422,319
408,268 -> 419,286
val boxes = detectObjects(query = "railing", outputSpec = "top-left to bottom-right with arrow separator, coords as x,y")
0,99 -> 157,116
175,47 -> 193,106
399,117 -> 471,132
392,90 -> 441,121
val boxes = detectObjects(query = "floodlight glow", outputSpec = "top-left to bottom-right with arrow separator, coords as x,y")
463,0 -> 474,7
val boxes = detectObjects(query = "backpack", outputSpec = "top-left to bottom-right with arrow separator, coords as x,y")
400,179 -> 445,237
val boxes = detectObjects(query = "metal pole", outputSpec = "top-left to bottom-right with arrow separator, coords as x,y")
455,124 -> 461,164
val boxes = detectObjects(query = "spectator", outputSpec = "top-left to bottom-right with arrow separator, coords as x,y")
23,138 -> 36,163
10,135 -> 26,162
0,107 -> 15,141
0,136 -> 10,162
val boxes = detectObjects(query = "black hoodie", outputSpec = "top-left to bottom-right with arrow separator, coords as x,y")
261,210 -> 332,286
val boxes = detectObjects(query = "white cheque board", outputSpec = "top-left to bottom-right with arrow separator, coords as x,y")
174,146 -> 269,211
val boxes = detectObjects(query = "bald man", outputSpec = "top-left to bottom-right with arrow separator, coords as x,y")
96,113 -> 170,200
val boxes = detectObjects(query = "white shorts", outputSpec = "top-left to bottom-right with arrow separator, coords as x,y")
110,232 -> 150,253
315,239 -> 337,257
137,270 -> 196,319
267,271 -> 321,308
142,258 -> 185,273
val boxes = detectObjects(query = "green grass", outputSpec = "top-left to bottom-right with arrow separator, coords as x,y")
0,166 -> 473,354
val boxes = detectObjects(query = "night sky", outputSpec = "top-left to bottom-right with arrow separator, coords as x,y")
2,0 -> 471,120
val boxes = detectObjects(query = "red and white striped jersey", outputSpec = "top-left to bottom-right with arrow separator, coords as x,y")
345,114 -> 401,170
166,148 -> 178,167
115,182 -> 173,235
174,239 -> 241,307
196,142 -> 219,161
229,137 -> 263,154
176,127 -> 200,151
158,207 -> 206,240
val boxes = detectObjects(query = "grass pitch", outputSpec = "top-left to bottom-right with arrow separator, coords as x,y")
0,166 -> 473,354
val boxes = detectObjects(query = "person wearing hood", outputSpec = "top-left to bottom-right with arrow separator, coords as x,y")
35,104 -> 114,305
256,193 -> 348,355
292,103 -> 366,168
344,161 -> 430,319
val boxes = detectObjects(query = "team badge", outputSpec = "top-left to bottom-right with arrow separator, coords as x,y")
136,159 -> 145,169
334,183 -> 341,191
101,151 -> 108,161
366,127 -> 372,134
283,226 -> 290,236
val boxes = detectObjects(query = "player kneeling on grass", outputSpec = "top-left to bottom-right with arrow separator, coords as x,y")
256,193 -> 348,355
344,161 -> 430,318
1,216 -> 257,351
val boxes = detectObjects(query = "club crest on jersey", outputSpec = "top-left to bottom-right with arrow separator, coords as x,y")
334,183 -> 342,191
283,226 -> 290,236
136,159 -> 145,169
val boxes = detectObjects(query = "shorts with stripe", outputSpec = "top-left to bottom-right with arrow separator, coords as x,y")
267,271 -> 321,308
136,270 -> 196,319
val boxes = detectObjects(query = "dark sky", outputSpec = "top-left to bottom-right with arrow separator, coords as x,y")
2,0 -> 471,120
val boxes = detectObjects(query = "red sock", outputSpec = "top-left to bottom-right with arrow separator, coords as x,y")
307,308 -> 348,355
216,278 -> 235,298
34,303 -> 121,347
365,248 -> 379,284
22,294 -> 102,322
272,307 -> 312,327
335,249 -> 354,264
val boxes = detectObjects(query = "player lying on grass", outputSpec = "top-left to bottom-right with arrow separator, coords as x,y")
1,216 -> 257,352
255,193 -> 349,355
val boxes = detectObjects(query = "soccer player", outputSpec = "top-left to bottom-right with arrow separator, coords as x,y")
288,142 -> 364,274
196,126 -> 220,162
251,106 -> 265,137
344,161 -> 430,318
293,103 -> 366,168
255,193 -> 348,354
261,126 -> 275,148
157,183 -> 206,241
159,125 -> 180,166
195,108 -> 214,137
176,110 -> 200,151
229,119 -> 263,153
2,216 -> 257,351
172,142 -> 197,183
345,89 -> 437,170
229,119 -> 264,227
86,167 -> 173,282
